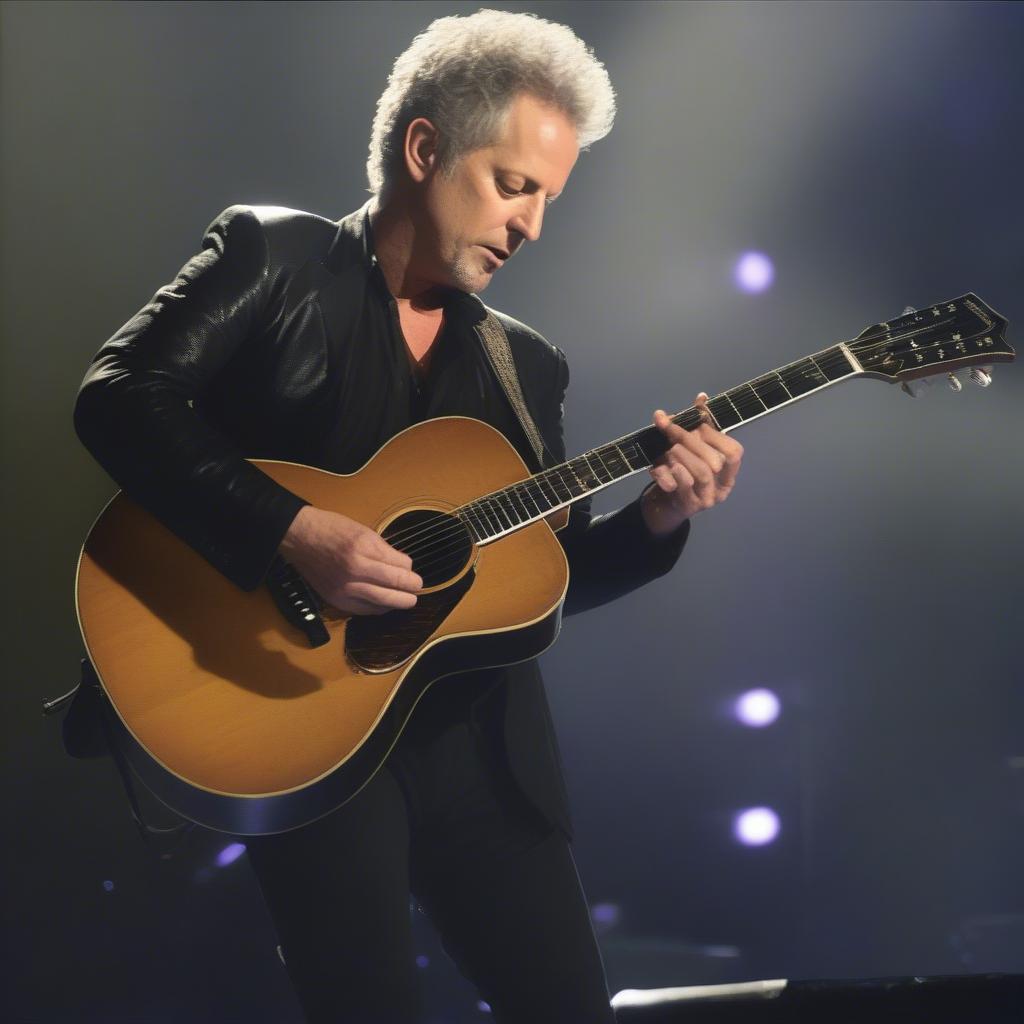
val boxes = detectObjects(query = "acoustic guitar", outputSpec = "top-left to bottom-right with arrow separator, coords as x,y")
74,293 -> 1013,835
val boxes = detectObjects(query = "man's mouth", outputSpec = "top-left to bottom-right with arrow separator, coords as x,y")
480,245 -> 509,265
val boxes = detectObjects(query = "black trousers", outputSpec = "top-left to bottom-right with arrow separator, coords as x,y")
243,694 -> 616,1024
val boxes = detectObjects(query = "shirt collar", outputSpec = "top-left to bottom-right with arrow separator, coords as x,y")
356,200 -> 485,325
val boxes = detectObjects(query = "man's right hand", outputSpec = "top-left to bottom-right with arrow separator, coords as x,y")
277,506 -> 423,616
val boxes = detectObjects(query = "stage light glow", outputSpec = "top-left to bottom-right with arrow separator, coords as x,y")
733,251 -> 775,293
102,879 -> 114,893
700,944 -> 741,958
477,1001 -> 491,1013
734,688 -> 780,727
591,902 -> 621,926
415,954 -> 429,968
216,842 -> 246,867
733,807 -> 780,846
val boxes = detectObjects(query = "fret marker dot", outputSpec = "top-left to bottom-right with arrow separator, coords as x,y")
733,251 -> 775,294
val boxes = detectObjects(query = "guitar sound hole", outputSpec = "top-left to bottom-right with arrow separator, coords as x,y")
346,509 -> 475,673
381,508 -> 473,588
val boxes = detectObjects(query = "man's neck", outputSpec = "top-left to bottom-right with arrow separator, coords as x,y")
368,193 -> 446,314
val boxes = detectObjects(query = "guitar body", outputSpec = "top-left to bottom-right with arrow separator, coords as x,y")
75,417 -> 571,835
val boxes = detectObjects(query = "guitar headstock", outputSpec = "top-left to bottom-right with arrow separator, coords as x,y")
848,294 -> 1013,391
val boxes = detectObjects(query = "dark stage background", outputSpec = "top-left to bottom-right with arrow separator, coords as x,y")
2,1 -> 1023,1020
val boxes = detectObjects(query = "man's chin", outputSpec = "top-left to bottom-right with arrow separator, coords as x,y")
449,267 -> 492,295
448,250 -> 503,293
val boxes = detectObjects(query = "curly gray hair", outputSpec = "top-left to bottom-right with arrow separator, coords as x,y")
366,8 -> 616,196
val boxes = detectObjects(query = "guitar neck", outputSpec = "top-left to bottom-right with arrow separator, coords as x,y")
458,343 -> 861,544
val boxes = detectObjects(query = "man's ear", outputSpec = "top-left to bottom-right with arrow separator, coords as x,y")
404,117 -> 440,184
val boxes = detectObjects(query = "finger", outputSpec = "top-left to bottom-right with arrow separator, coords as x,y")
655,409 -> 733,482
665,443 -> 716,494
678,463 -> 714,510
692,429 -> 744,489
650,462 -> 690,493
669,430 -> 727,478
653,408 -> 690,447
347,580 -> 419,610
354,555 -> 423,592
365,530 -> 416,571
336,594 -> 381,616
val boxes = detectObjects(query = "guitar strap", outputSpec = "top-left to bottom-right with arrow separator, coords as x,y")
474,309 -> 552,472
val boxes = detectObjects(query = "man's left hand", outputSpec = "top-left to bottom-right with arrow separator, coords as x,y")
640,392 -> 744,538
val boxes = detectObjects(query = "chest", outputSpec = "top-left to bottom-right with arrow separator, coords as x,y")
397,306 -> 445,367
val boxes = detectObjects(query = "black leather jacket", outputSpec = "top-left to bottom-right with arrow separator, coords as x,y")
73,200 -> 691,838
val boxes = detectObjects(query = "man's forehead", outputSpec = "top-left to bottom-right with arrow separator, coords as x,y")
485,94 -> 579,186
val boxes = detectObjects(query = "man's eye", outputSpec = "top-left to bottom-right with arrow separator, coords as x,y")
497,180 -> 522,197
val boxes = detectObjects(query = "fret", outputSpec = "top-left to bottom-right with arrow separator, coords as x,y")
593,450 -> 614,481
619,443 -> 647,473
750,373 -> 790,409
572,454 -> 602,490
610,440 -> 634,471
535,472 -> 561,507
724,384 -> 762,419
738,382 -> 768,412
558,467 -> 582,503
460,337 -> 868,543
461,507 -> 486,543
807,355 -> 829,382
565,464 -> 590,496
583,450 -> 607,484
603,445 -> 634,477
484,495 -> 513,531
815,347 -> 854,382
507,485 -> 532,521
778,358 -> 826,398
707,394 -> 742,429
519,481 -> 545,517
472,499 -> 499,536
517,479 -> 544,515
501,494 -> 524,526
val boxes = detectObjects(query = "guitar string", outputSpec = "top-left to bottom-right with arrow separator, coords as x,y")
346,328 -> 979,562
373,355 -> 847,554
363,349 -> 884,562
374,355 -> 850,558
376,321 -> 981,554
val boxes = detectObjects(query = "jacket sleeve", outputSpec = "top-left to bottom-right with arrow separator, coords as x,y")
73,205 -> 310,592
545,346 -> 691,617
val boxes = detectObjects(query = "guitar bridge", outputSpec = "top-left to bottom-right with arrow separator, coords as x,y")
265,557 -> 330,648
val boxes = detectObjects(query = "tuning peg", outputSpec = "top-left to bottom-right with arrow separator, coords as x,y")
902,306 -> 916,315
901,378 -> 932,398
969,366 -> 993,387
946,373 -> 962,392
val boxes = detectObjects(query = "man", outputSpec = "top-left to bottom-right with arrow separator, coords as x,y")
74,9 -> 743,1022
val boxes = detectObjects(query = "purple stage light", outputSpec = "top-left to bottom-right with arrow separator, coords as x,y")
477,1001 -> 492,1013
216,842 -> 246,867
591,902 -> 621,926
102,879 -> 115,893
415,954 -> 429,969
733,251 -> 775,294
733,807 -> 781,846
734,688 -> 781,727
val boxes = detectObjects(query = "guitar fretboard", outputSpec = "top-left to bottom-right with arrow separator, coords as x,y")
458,344 -> 859,543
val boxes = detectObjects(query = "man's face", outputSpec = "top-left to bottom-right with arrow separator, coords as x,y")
417,92 -> 580,294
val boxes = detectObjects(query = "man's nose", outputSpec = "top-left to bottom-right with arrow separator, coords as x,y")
508,195 -> 544,243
